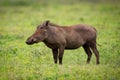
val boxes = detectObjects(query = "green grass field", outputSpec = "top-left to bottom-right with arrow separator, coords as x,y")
0,0 -> 120,80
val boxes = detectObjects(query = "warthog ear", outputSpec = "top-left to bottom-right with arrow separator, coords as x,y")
44,20 -> 50,27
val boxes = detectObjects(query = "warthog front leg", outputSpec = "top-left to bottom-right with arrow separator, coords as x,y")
58,46 -> 65,65
52,49 -> 58,64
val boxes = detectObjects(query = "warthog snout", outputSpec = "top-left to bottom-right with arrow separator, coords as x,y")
26,37 -> 37,45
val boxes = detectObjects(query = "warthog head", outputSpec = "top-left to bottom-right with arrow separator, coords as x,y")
26,20 -> 49,45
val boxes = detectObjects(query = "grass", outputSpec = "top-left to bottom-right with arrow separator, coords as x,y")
0,0 -> 120,80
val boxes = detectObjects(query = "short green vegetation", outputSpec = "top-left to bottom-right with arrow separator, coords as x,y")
0,0 -> 120,80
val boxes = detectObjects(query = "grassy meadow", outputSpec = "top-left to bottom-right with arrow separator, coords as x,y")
0,0 -> 120,80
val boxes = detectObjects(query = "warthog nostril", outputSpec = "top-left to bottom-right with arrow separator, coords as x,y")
26,41 -> 33,45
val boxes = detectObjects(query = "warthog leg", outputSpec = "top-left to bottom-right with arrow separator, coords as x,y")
83,44 -> 92,64
52,49 -> 58,64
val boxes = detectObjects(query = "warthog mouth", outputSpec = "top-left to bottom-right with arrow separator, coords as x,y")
26,41 -> 38,45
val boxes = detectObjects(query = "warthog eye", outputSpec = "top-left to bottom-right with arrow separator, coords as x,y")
40,27 -> 44,29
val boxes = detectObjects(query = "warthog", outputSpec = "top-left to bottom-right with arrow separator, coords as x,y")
26,20 -> 100,64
